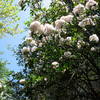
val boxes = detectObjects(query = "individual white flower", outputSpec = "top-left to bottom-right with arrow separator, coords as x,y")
78,18 -> 95,27
89,34 -> 99,43
85,0 -> 98,10
25,37 -> 33,43
30,21 -> 44,33
21,47 -> 30,54
73,4 -> 85,14
91,47 -> 96,51
55,19 -> 65,29
52,61 -> 59,68
44,77 -> 48,81
30,40 -> 37,46
31,46 -> 38,52
43,24 -> 56,34
38,42 -> 43,47
66,36 -> 72,42
64,51 -> 72,57
60,15 -> 74,23
19,79 -> 25,84
0,83 -> 3,89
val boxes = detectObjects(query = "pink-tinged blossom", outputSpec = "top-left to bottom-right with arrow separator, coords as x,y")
60,15 -> 74,23
73,4 -> 85,14
30,21 -> 44,33
55,19 -> 65,29
43,24 -> 55,34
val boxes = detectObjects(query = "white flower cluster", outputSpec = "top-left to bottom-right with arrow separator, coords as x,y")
30,21 -> 44,33
21,0 -> 99,59
78,18 -> 95,27
29,1 -> 98,34
30,21 -> 56,34
30,15 -> 74,34
73,4 -> 85,14
21,37 -> 39,54
73,0 -> 98,15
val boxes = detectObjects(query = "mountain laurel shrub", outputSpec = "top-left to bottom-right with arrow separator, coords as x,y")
14,0 -> 100,100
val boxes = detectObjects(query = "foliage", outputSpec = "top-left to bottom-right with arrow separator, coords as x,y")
0,0 -> 20,37
0,60 -> 16,100
0,61 -> 10,79
13,0 -> 100,100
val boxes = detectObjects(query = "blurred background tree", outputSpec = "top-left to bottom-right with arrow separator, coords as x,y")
0,0 -> 21,99
0,0 -> 20,37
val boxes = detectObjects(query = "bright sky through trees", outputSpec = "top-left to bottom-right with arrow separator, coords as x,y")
0,0 -> 51,72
